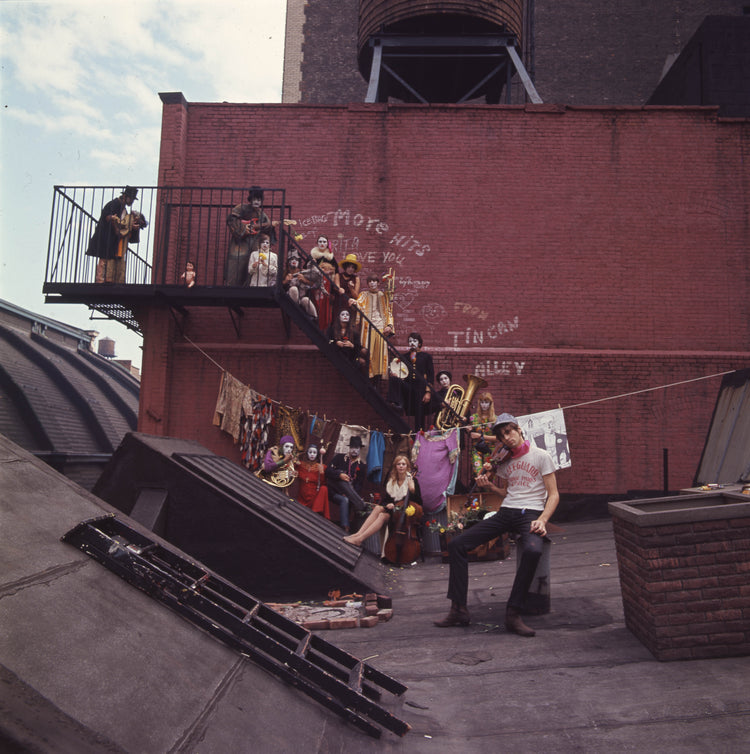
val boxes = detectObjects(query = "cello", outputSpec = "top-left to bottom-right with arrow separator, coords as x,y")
383,484 -> 423,565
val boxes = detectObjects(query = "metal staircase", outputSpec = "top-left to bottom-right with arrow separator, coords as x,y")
272,267 -> 410,434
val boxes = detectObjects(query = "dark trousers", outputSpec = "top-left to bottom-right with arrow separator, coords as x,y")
327,479 -> 366,513
446,508 -> 543,610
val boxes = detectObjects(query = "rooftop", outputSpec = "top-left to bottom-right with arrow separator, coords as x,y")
2,433 -> 749,752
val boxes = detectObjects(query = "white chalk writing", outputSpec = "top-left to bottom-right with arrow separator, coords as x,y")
472,361 -> 526,377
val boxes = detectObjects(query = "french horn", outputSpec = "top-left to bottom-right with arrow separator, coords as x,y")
435,374 -> 488,430
255,454 -> 299,487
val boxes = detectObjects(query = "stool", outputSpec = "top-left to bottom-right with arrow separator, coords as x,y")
516,536 -> 552,614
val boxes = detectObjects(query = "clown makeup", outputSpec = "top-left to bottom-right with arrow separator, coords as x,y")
408,336 -> 420,350
438,373 -> 451,389
282,442 -> 295,455
307,446 -> 318,461
339,310 -> 350,323
317,236 -> 328,248
348,445 -> 360,459
368,278 -> 379,291
480,400 -> 491,412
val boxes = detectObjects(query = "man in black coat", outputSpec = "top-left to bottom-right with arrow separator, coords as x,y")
86,186 -> 147,283
326,435 -> 367,532
387,332 -> 435,430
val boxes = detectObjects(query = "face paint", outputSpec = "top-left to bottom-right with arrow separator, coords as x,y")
348,447 -> 360,458
318,237 -> 328,248
282,442 -> 294,455
340,310 -> 350,323
307,446 -> 318,461
480,400 -> 490,411
368,279 -> 378,290
439,374 -> 451,388
408,337 -> 419,350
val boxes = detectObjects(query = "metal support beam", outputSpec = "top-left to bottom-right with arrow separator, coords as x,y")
365,42 -> 383,103
506,45 -> 542,104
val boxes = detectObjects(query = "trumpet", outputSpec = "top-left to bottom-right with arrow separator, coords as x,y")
435,374 -> 488,430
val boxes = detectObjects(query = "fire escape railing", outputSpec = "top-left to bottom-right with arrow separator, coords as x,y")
44,186 -> 413,432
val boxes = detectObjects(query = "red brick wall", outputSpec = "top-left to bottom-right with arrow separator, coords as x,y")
146,99 -> 750,498
612,513 -> 750,660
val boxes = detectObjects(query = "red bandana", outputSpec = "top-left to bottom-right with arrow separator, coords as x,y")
511,440 -> 531,458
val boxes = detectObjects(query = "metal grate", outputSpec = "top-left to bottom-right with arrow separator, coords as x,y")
62,515 -> 410,739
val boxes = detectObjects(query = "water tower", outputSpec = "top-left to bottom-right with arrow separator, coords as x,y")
358,0 -> 541,104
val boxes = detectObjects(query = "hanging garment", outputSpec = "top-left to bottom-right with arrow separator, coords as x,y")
412,428 -> 460,514
243,396 -> 275,471
213,371 -> 250,442
366,430 -> 385,483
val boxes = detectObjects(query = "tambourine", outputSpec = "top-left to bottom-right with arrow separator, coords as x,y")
389,358 -> 409,379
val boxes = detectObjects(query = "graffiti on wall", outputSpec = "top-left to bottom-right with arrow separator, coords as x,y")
298,209 -> 524,370
298,208 -> 430,259
473,360 -> 526,378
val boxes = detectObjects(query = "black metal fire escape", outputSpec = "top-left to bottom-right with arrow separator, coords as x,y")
43,186 -> 410,433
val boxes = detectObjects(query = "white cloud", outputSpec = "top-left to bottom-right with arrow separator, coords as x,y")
0,0 -> 287,369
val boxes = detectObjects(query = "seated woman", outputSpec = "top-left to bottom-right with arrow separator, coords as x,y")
295,443 -> 330,518
327,309 -> 367,369
469,391 -> 498,478
283,250 -> 317,318
343,454 -> 422,547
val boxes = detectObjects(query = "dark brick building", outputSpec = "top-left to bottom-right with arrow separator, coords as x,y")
282,0 -> 745,105
140,95 -> 749,503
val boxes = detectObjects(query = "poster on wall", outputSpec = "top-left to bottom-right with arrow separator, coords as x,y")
517,409 -> 571,471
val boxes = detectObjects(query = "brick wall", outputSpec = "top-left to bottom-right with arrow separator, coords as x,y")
611,512 -> 750,660
146,100 -> 750,499
283,0 -> 743,106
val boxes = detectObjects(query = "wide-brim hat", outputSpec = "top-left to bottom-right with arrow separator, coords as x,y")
340,253 -> 361,272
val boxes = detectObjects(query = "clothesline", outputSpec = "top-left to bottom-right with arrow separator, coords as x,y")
558,370 -> 735,411
184,334 -> 735,435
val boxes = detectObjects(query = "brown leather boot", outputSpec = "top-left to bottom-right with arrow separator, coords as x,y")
505,606 -> 535,637
434,603 -> 471,627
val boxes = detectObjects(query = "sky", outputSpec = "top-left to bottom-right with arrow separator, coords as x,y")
0,0 -> 287,368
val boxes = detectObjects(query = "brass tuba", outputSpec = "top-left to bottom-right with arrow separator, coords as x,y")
435,374 -> 489,430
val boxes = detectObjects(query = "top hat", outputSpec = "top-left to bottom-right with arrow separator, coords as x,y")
122,186 -> 138,199
348,435 -> 364,448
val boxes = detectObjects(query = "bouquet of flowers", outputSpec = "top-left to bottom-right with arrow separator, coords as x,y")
427,497 -> 489,535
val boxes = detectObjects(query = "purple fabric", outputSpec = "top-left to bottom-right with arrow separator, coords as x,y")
412,429 -> 460,514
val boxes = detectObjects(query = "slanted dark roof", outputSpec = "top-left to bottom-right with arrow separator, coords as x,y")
695,367 -> 750,485
0,299 -> 139,489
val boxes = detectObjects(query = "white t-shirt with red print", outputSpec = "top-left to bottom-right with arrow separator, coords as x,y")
497,445 -> 556,511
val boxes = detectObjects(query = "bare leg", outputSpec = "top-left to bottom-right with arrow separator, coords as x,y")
344,509 -> 389,546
